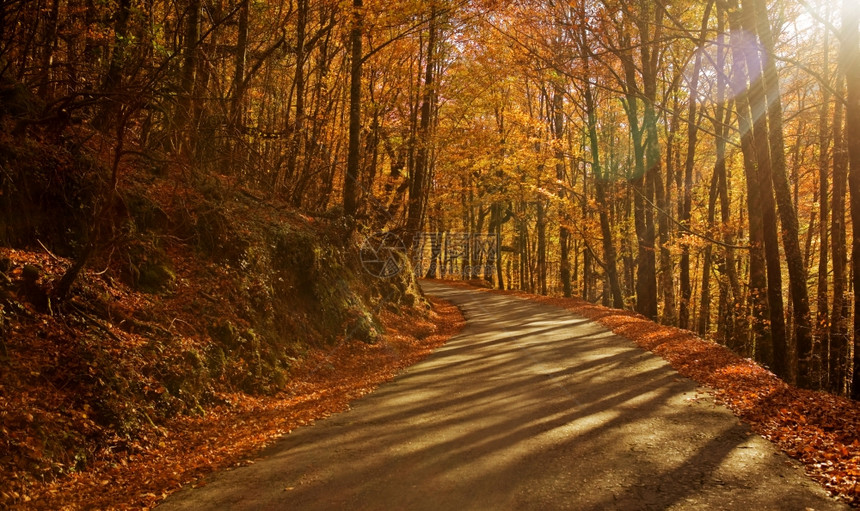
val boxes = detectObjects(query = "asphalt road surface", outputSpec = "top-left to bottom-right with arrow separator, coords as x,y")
158,282 -> 849,510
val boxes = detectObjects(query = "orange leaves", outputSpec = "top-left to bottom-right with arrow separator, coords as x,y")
3,294 -> 463,510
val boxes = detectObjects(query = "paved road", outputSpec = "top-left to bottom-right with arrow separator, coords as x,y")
159,282 -> 849,510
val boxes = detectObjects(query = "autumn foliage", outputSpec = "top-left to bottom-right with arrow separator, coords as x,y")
1,266 -> 463,510
3,0 -> 860,506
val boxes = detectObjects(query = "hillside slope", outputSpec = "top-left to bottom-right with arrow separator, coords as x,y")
0,119 -> 430,507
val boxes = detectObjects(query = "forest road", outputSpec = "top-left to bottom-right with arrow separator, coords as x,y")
158,282 -> 850,510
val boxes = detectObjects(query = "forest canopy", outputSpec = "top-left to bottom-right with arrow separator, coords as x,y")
1,0 -> 860,399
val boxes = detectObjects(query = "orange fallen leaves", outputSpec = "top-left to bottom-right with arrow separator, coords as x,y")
5,297 -> 464,510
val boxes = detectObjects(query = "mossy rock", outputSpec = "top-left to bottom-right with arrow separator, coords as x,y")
208,320 -> 240,349
271,227 -> 317,276
126,192 -> 170,233
204,346 -> 225,378
137,260 -> 175,293
347,307 -> 381,344
125,238 -> 176,293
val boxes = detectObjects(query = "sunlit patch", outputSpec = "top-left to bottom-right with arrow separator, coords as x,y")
454,282 -> 860,507
726,29 -> 765,100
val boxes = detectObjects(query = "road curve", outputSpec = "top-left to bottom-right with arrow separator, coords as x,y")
158,282 -> 849,510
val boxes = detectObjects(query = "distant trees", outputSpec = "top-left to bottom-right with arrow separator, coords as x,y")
418,0 -> 860,398
2,0 -> 859,396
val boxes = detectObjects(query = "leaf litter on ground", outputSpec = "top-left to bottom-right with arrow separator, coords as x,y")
1,267 -> 464,510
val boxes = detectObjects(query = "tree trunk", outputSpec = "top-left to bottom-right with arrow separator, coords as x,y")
699,161 -> 720,337
178,0 -> 200,157
735,0 -> 787,376
554,85 -> 572,297
406,7 -> 437,236
537,182 -> 547,295
816,6 -> 832,386
580,41 -> 623,308
37,0 -> 60,98
343,0 -> 363,218
702,6 -> 737,336
231,0 -> 249,121
95,0 -> 131,129
637,0 -> 661,320
750,0 -> 813,386
680,1 -> 714,329
284,0 -> 308,200
728,2 -> 771,363
831,73 -> 850,392
842,0 -> 860,399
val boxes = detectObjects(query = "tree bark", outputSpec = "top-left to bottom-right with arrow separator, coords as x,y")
178,0 -> 200,157
734,0 -> 787,376
406,7 -> 437,236
728,2 -> 771,362
750,0 -> 813,386
842,0 -> 860,399
579,35 -> 624,308
95,0 -> 131,129
284,0 -> 308,200
554,85 -> 572,297
537,177 -> 547,295
343,0 -> 363,218
680,0 -> 714,329
619,21 -> 657,319
830,73 -> 850,392
230,0 -> 249,121
638,0 -> 662,320
816,5 -> 832,385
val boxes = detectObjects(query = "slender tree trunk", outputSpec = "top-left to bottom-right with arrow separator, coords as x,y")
406,7 -> 437,235
554,85 -> 572,297
231,0 -> 249,120
343,0 -> 363,218
680,1 -> 714,329
425,231 -> 441,279
699,159 -> 720,337
712,6 -> 742,339
816,7 -> 832,385
95,0 -> 130,129
227,0 -> 249,174
638,1 -> 662,320
179,0 -> 200,157
750,0 -> 813,386
620,46 -> 656,317
655,153 -> 674,324
831,74 -> 850,392
842,0 -> 860,399
729,2 -> 771,362
284,0 -> 308,200
580,46 -> 624,308
496,211 -> 504,290
537,177 -> 547,295
37,0 -> 60,98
